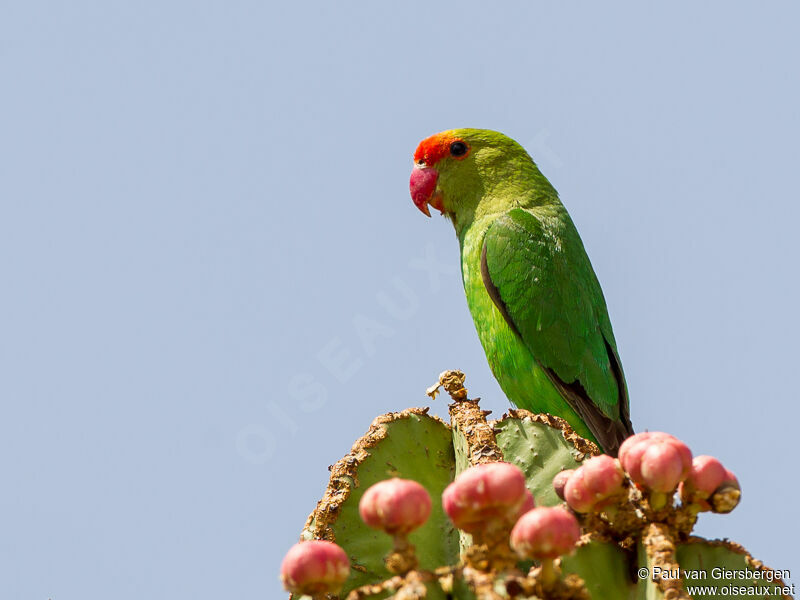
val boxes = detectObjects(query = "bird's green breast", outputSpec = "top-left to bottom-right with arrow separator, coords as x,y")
459,215 -> 596,442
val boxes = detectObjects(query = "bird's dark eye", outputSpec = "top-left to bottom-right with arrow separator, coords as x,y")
449,140 -> 468,158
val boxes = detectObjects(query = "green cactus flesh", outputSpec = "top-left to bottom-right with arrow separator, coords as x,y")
674,539 -> 789,599
633,535 -> 790,599
561,540 -> 636,599
493,413 -> 590,507
449,421 -> 474,557
301,410 -> 458,597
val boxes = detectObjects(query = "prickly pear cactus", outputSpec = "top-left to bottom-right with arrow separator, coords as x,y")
286,371 -> 791,600
301,408 -> 460,595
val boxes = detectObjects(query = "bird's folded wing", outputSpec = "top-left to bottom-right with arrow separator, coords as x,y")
480,208 -> 632,454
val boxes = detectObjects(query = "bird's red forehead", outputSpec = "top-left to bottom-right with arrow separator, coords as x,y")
413,131 -> 456,165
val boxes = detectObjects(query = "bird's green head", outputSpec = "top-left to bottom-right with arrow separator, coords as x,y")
409,128 -> 556,229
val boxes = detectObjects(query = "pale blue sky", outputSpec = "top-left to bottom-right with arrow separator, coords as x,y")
1,2 -> 798,598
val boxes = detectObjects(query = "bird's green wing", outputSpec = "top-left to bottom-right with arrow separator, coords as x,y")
480,207 -> 632,454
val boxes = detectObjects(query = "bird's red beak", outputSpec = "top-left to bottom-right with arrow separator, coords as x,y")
409,165 -> 442,217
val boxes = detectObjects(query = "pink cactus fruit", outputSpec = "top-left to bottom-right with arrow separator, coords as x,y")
619,432 -> 677,480
442,462 -> 528,533
619,432 -> 692,492
280,540 -> 350,596
552,469 -> 575,501
563,467 -> 592,513
514,488 -> 536,521
358,478 -> 432,535
510,506 -> 581,560
679,455 -> 727,509
563,455 -> 625,513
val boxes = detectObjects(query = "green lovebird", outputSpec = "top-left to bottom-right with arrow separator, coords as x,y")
409,128 -> 633,455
